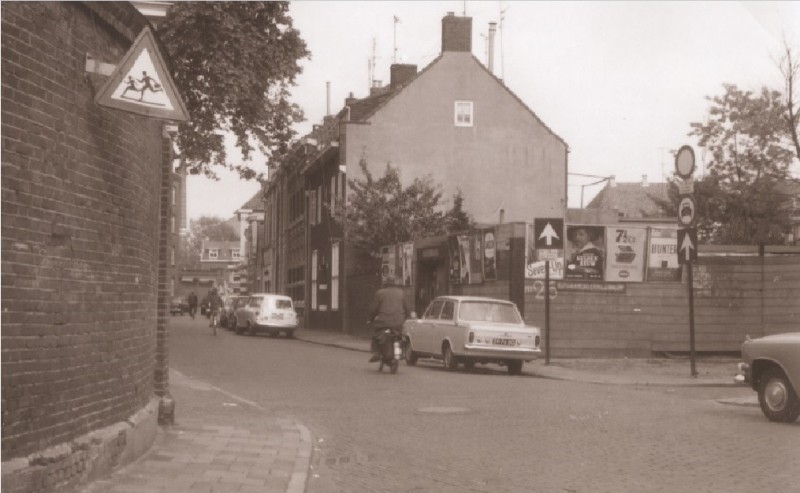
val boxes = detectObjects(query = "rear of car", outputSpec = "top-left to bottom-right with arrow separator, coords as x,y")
236,293 -> 297,338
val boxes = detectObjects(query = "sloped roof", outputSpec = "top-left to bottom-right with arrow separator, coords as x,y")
339,53 -> 567,147
587,181 -> 671,219
237,189 -> 264,211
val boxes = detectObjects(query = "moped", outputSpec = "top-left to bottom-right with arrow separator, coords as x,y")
374,326 -> 403,374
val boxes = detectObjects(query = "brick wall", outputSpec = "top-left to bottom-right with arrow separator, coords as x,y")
1,1 -> 162,460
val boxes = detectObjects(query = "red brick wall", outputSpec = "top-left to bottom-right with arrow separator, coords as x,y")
1,2 -> 162,459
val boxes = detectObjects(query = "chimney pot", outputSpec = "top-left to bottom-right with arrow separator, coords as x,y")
442,13 -> 472,53
390,63 -> 418,89
488,22 -> 497,73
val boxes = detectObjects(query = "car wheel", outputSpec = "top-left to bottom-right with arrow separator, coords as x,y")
507,360 -> 523,375
234,320 -> 242,335
442,344 -> 458,371
404,340 -> 418,366
390,359 -> 399,374
758,367 -> 800,422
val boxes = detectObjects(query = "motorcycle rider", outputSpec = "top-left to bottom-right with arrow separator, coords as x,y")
368,274 -> 411,362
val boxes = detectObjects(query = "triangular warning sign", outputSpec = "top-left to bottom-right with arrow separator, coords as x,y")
95,27 -> 189,121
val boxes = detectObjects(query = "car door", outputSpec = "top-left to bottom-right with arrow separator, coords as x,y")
436,300 -> 459,354
413,299 -> 444,355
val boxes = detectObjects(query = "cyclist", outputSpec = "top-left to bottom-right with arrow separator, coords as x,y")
207,287 -> 223,334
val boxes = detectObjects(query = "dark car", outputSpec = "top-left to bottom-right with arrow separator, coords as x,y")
220,296 -> 248,330
169,296 -> 189,316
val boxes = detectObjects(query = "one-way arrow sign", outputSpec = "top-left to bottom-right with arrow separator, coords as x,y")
677,228 -> 698,264
534,218 -> 564,249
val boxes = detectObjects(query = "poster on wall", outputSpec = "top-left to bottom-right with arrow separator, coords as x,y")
604,227 -> 647,282
647,228 -> 682,281
401,242 -> 414,286
380,244 -> 396,283
458,235 -> 472,284
448,235 -> 461,284
482,228 -> 498,281
565,225 -> 605,280
525,223 -> 565,280
469,234 -> 484,284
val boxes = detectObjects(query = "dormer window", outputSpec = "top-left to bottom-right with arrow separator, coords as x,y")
208,248 -> 219,260
231,249 -> 240,260
454,101 -> 473,127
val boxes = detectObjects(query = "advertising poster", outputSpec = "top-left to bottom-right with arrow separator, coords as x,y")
647,228 -> 682,281
469,234 -> 484,284
448,235 -> 461,284
483,228 -> 497,281
525,223 -> 564,280
458,235 -> 472,284
604,227 -> 647,282
565,225 -> 606,280
380,244 -> 396,283
401,242 -> 414,286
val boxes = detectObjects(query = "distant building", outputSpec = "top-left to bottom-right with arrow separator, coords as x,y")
586,175 -> 672,223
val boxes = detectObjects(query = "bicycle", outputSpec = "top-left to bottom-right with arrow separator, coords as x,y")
210,309 -> 219,336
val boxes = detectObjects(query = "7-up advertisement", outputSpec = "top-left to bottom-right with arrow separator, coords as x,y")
604,227 -> 647,282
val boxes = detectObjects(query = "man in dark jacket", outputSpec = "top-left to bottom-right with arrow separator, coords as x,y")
368,275 -> 411,362
187,291 -> 198,319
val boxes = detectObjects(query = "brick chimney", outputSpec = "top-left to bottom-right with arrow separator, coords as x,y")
390,63 -> 418,89
442,12 -> 472,52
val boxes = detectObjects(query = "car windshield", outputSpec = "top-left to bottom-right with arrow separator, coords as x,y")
459,301 -> 521,324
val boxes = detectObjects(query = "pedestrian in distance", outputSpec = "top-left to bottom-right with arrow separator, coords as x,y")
207,288 -> 223,335
368,275 -> 411,362
187,291 -> 198,319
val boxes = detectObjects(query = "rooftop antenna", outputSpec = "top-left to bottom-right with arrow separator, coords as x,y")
499,1 -> 509,81
368,37 -> 376,90
463,0 -> 467,15
393,16 -> 400,64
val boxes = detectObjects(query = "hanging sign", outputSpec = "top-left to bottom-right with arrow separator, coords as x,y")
94,27 -> 189,121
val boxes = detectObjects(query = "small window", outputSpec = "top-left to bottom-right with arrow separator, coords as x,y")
440,301 -> 455,320
208,249 -> 219,259
454,101 -> 473,127
231,249 -> 241,260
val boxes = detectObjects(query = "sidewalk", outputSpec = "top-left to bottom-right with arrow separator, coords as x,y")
294,327 -> 741,388
77,327 -> 750,493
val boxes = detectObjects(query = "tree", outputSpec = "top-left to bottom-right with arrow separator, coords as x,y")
158,2 -> 309,179
179,216 -> 239,269
444,189 -> 473,234
778,40 -> 800,161
342,159 -> 450,256
685,83 -> 797,244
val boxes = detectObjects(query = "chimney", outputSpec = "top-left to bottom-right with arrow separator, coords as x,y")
326,81 -> 331,116
390,63 -> 418,89
642,175 -> 648,187
442,12 -> 472,53
488,22 -> 497,73
370,79 -> 383,96
345,91 -> 356,105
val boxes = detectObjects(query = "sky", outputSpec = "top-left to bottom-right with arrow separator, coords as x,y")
186,0 -> 800,222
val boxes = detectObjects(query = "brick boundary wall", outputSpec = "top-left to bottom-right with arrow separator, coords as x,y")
2,2 -> 168,490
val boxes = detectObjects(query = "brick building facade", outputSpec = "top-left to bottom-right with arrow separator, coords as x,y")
2,3 -> 174,491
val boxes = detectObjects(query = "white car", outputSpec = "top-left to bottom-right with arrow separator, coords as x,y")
233,293 -> 297,338
402,296 -> 541,375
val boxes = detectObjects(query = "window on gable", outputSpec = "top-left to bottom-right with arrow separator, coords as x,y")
454,101 -> 473,127
208,249 -> 219,260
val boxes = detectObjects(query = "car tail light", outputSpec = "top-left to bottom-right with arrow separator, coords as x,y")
468,331 -> 474,343
535,335 -> 540,348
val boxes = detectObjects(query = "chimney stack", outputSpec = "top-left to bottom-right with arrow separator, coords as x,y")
488,22 -> 497,73
442,12 -> 472,53
390,63 -> 418,89
326,81 -> 331,116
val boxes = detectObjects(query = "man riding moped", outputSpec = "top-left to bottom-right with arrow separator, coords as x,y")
368,275 -> 410,366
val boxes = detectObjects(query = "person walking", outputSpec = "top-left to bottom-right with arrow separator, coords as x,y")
207,288 -> 223,335
368,275 -> 411,362
187,291 -> 198,319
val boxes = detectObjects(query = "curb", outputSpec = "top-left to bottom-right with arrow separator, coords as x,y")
287,423 -> 313,493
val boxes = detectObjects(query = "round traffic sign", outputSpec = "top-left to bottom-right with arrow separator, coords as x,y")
675,145 -> 695,179
678,196 -> 696,226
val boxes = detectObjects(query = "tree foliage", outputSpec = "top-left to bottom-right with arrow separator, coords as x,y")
158,2 -> 309,179
341,160 -> 474,256
179,216 -> 239,269
683,83 -> 798,244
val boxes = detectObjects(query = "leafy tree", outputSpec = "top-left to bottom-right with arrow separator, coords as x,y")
179,216 -> 239,269
444,189 -> 474,234
158,2 -> 309,179
778,41 -> 800,161
684,83 -> 797,244
341,159 -> 450,256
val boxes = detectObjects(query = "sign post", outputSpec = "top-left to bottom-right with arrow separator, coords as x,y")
533,218 -> 562,365
675,145 -> 698,377
544,260 -> 551,365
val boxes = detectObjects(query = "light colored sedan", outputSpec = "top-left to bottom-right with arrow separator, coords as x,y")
402,296 -> 541,375
737,332 -> 800,422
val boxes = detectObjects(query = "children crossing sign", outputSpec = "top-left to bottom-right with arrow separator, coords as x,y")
94,27 -> 189,121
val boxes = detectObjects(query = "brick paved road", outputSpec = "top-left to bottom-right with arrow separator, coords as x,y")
170,317 -> 799,492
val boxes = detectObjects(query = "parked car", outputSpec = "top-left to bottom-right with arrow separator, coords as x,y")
233,293 -> 298,338
169,296 -> 188,316
736,332 -> 800,423
220,296 -> 248,330
402,296 -> 541,375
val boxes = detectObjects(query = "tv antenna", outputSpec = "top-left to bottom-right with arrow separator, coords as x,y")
499,1 -> 509,81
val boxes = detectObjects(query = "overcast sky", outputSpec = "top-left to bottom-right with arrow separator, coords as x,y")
186,0 -> 800,222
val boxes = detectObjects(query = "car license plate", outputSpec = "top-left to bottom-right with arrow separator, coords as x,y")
492,338 -> 517,346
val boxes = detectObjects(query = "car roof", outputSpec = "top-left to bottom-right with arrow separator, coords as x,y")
431,296 -> 515,304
